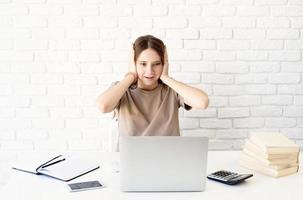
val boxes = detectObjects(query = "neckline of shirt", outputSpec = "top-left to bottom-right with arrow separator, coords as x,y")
135,83 -> 163,94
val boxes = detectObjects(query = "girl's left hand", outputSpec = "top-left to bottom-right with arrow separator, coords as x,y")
160,46 -> 169,80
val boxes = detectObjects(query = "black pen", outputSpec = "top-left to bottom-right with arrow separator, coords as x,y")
41,158 -> 66,168
36,155 -> 63,172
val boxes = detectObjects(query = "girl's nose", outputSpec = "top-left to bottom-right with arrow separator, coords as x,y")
146,65 -> 153,73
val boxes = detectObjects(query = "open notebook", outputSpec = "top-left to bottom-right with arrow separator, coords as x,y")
12,154 -> 100,182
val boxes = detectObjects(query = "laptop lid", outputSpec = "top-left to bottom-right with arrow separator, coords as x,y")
119,136 -> 208,192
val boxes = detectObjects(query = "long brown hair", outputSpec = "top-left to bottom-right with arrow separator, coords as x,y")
133,35 -> 165,65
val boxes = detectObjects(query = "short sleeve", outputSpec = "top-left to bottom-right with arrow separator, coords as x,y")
176,93 -> 192,111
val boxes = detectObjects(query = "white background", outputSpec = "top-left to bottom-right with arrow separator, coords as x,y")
0,0 -> 303,187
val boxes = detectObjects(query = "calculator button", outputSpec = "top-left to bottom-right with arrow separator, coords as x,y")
207,170 -> 253,185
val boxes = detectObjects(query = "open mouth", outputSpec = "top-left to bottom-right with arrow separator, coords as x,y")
144,76 -> 155,80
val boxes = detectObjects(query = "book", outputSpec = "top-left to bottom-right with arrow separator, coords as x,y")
240,132 -> 300,178
240,154 -> 299,178
12,154 -> 100,182
242,148 -> 298,166
244,139 -> 299,160
249,132 -> 300,154
241,152 -> 298,171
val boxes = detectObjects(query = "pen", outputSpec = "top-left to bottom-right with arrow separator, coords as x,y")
41,158 -> 66,168
36,155 -> 64,172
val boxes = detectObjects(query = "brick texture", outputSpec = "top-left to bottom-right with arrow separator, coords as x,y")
0,0 -> 303,187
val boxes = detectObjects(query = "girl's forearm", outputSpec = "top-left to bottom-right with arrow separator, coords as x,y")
161,75 -> 209,109
97,74 -> 135,113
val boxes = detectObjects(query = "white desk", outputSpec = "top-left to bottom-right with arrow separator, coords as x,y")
1,151 -> 302,200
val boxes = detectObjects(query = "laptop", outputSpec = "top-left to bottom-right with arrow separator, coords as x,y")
119,136 -> 208,192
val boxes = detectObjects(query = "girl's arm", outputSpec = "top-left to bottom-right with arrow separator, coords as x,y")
161,48 -> 209,109
96,73 -> 136,113
161,75 -> 209,109
97,46 -> 137,113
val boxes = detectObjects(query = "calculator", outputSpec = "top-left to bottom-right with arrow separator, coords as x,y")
207,170 -> 253,185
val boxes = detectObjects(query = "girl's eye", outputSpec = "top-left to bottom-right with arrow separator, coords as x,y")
141,63 -> 146,66
152,63 -> 161,67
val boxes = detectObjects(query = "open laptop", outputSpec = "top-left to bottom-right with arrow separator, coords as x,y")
119,136 -> 208,192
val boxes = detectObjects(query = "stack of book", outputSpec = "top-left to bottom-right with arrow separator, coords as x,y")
240,132 -> 300,178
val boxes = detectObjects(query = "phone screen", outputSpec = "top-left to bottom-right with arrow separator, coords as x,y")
68,181 -> 103,191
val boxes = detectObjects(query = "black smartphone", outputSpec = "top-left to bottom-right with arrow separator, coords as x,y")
67,180 -> 104,192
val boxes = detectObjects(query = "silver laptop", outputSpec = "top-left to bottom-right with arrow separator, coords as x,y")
119,136 -> 208,192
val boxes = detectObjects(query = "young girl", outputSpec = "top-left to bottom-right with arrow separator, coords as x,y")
97,35 -> 209,136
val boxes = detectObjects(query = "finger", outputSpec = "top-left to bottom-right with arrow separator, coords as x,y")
128,44 -> 135,67
129,44 -> 134,58
164,46 -> 168,62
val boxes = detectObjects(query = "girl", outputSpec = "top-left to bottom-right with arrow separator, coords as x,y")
97,35 -> 209,136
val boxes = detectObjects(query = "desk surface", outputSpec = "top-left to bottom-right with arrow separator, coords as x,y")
1,151 -> 302,200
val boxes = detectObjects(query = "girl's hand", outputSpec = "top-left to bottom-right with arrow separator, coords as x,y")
160,46 -> 169,80
127,44 -> 138,82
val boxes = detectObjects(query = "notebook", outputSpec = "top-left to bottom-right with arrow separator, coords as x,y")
12,154 -> 100,182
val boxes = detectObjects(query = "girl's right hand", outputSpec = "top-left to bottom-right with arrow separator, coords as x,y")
127,45 -> 138,82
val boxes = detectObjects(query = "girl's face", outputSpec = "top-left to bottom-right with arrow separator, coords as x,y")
136,48 -> 163,90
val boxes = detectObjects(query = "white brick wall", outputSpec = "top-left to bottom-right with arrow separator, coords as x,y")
0,0 -> 303,187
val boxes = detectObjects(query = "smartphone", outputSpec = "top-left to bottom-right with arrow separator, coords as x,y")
67,180 -> 104,192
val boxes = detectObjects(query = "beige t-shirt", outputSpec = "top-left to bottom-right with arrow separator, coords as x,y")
113,83 -> 191,136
